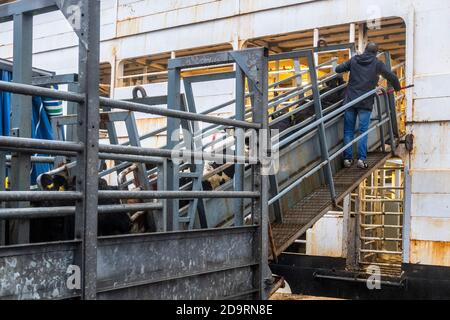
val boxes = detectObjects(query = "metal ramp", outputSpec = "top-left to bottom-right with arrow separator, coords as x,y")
265,48 -> 401,258
271,152 -> 391,257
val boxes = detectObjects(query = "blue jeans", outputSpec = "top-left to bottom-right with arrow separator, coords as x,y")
343,108 -> 372,161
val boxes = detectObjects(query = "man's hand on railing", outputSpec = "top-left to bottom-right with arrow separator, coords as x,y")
378,84 -> 414,96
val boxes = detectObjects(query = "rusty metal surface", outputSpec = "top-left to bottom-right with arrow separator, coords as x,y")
272,152 -> 391,257
0,242 -> 79,300
0,227 -> 258,300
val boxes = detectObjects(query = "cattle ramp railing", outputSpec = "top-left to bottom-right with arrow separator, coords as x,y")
0,0 -> 271,300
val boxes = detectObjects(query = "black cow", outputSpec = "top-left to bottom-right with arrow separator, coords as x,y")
30,174 -> 131,243
289,75 -> 347,127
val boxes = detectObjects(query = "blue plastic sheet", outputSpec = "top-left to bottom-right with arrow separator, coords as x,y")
0,70 -> 55,185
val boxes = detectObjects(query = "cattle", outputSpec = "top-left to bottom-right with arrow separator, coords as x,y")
30,173 -> 131,243
321,75 -> 346,108
291,74 -> 346,123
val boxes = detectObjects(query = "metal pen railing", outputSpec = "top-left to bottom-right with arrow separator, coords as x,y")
0,73 -> 262,221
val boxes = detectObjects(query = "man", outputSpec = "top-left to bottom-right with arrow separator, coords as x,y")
335,42 -> 401,169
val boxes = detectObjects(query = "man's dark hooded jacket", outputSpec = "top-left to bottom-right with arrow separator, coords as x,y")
336,52 -> 401,111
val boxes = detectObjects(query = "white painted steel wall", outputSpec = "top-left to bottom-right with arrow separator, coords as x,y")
306,214 -> 344,258
1,0 -> 449,267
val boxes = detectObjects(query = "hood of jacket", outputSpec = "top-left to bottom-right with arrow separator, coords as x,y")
355,52 -> 377,66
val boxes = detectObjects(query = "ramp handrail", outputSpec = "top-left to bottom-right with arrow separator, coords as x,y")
269,87 -> 397,206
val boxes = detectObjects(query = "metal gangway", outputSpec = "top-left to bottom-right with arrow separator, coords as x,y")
0,0 -> 400,300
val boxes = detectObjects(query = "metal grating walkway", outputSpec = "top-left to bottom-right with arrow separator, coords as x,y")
271,152 -> 392,257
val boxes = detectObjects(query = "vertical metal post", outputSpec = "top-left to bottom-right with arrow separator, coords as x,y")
385,53 -> 400,139
269,174 -> 283,223
74,0 -> 100,300
166,67 -> 181,231
355,187 -> 362,267
293,59 -> 305,101
349,23 -> 356,43
402,166 -> 411,264
250,49 -> 270,299
157,160 -> 168,232
375,95 -> 386,152
0,152 -> 5,246
395,167 -> 403,251
233,66 -> 245,226
9,12 -> 33,244
345,195 -> 358,271
382,91 -> 397,156
306,53 -> 337,203
313,28 -> 319,65
342,195 -> 350,258
181,81 -> 207,229
125,112 -> 157,231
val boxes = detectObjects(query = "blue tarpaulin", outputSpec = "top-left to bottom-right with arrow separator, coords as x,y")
0,70 -> 11,136
0,69 -> 54,185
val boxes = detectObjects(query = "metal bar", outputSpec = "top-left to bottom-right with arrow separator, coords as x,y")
166,66 -> 181,231
381,88 -> 398,154
359,249 -> 403,255
375,95 -> 386,152
314,273 -> 404,287
383,52 -> 400,138
359,212 -> 403,216
9,11 -> 34,244
98,203 -> 163,214
0,203 -> 163,220
402,166 -> 411,264
98,153 -> 164,164
0,80 -> 84,103
0,151 -> 5,245
97,191 -> 260,200
168,48 -> 264,69
361,199 -> 403,203
0,146 -> 77,157
363,186 -> 404,190
233,66 -> 245,227
0,81 -> 260,130
75,0 -> 100,300
359,261 -> 402,267
307,52 -> 336,202
0,191 -> 82,201
269,174 -> 283,223
32,73 -> 78,86
251,48 -> 270,299
360,236 -> 402,242
268,49 -> 312,61
99,96 -> 260,130
0,136 -> 83,152
98,143 -> 251,164
5,155 -> 55,163
124,112 -> 154,195
361,224 -> 403,229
